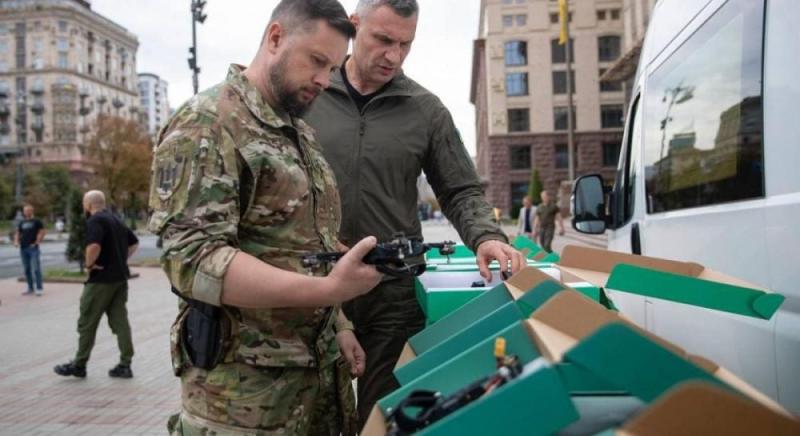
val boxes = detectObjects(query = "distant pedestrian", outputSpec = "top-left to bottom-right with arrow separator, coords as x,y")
516,195 -> 536,239
14,204 -> 45,296
55,217 -> 65,233
533,191 -> 565,253
54,190 -> 139,379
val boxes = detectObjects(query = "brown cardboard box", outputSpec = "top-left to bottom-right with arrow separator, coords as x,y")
617,383 -> 800,435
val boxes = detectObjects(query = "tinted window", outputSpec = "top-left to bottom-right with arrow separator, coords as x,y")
552,70 -> 575,95
598,35 -> 621,61
504,41 -> 527,66
643,0 -> 764,214
508,108 -> 530,132
603,142 -> 621,167
510,145 -> 531,170
601,104 -> 624,128
553,106 -> 575,131
551,38 -> 574,64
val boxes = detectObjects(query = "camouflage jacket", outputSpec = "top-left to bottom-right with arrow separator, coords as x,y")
148,64 -> 342,368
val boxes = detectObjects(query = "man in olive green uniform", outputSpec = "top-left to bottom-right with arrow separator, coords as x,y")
534,191 -> 566,253
148,1 -> 382,434
305,0 -> 525,426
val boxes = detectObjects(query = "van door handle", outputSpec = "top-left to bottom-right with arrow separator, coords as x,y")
631,222 -> 642,255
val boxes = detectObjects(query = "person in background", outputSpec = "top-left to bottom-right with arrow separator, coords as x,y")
14,204 -> 46,296
54,190 -> 138,379
516,195 -> 536,239
533,191 -> 565,253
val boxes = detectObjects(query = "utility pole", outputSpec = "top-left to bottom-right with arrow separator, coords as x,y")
562,0 -> 576,183
189,0 -> 207,95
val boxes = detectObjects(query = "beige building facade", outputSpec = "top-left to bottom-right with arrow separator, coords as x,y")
473,0 -> 626,217
0,0 -> 140,183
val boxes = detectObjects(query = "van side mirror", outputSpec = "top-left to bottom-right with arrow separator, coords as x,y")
572,174 -> 607,234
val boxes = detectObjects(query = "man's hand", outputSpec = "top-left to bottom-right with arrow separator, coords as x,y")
475,239 -> 525,283
336,329 -> 366,377
325,236 -> 383,303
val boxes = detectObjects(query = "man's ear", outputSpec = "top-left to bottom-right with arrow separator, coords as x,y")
349,13 -> 361,33
265,22 -> 285,54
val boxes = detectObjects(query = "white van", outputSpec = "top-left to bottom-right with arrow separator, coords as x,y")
571,0 -> 800,414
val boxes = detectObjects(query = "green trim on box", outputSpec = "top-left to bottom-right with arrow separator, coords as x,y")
414,277 -> 427,316
564,323 -> 727,402
512,235 -> 543,257
395,302 -> 525,384
410,284 -> 513,354
516,280 -> 566,315
427,244 -> 475,259
379,322 -> 542,414
425,288 -> 487,324
556,363 -> 628,395
398,280 -> 567,385
607,264 -> 785,320
420,366 -> 579,436
540,252 -> 561,263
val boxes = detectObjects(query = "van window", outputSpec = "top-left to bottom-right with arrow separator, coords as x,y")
643,0 -> 764,214
610,95 -> 641,229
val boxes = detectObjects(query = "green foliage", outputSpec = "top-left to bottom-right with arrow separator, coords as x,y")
528,168 -> 544,206
0,175 -> 10,221
65,190 -> 86,272
37,165 -> 76,219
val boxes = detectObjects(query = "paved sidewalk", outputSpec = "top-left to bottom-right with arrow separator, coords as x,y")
0,268 -> 180,435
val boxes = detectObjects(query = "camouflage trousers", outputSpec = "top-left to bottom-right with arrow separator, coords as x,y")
168,358 -> 357,435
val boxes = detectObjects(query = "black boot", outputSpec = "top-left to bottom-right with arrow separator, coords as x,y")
108,363 -> 133,378
54,361 -> 87,378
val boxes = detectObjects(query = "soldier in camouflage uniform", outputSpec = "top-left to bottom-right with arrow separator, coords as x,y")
147,1 -> 382,435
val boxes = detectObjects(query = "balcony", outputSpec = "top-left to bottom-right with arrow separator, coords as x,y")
30,101 -> 45,114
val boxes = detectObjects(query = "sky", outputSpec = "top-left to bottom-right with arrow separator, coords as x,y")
91,0 -> 483,155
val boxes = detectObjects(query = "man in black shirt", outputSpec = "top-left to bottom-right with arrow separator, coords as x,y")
14,204 -> 46,296
55,190 -> 139,379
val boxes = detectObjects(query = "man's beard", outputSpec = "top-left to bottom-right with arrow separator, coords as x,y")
268,53 -> 319,118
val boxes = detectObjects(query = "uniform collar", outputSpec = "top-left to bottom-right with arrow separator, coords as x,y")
328,58 -> 413,99
226,64 -> 314,136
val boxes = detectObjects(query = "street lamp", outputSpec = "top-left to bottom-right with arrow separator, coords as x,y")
189,0 -> 207,95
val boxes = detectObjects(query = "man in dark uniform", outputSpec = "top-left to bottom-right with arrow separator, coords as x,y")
534,191 -> 566,253
54,190 -> 138,379
306,0 -> 525,426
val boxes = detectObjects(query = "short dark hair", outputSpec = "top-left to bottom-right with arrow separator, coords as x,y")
356,0 -> 419,18
270,0 -> 356,39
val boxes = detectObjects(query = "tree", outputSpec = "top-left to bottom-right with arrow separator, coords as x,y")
0,175 -> 10,221
528,168 -> 544,206
37,165 -> 76,220
87,114 -> 153,214
65,190 -> 87,272
22,170 -> 51,218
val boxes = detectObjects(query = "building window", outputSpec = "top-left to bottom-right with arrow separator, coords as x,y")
57,37 -> 68,51
504,41 -> 527,66
58,20 -> 68,32
0,59 -> 7,73
553,106 -> 576,131
598,35 -> 621,61
551,38 -> 574,64
610,9 -> 621,20
552,70 -> 575,95
0,40 -> 7,54
503,15 -> 514,27
554,144 -> 570,169
502,0 -> 513,4
510,145 -> 532,170
603,142 -> 621,167
506,73 -> 529,96
508,108 -> 530,132
58,52 -> 68,69
599,68 -> 623,92
516,15 -> 527,26
601,104 -> 624,128
597,10 -> 607,20
644,0 -> 765,214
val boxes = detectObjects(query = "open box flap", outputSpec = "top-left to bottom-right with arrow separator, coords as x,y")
618,382 -> 800,436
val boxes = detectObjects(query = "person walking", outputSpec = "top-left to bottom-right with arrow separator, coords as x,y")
54,190 -> 138,379
533,191 -> 565,253
14,204 -> 46,296
516,195 -> 536,239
